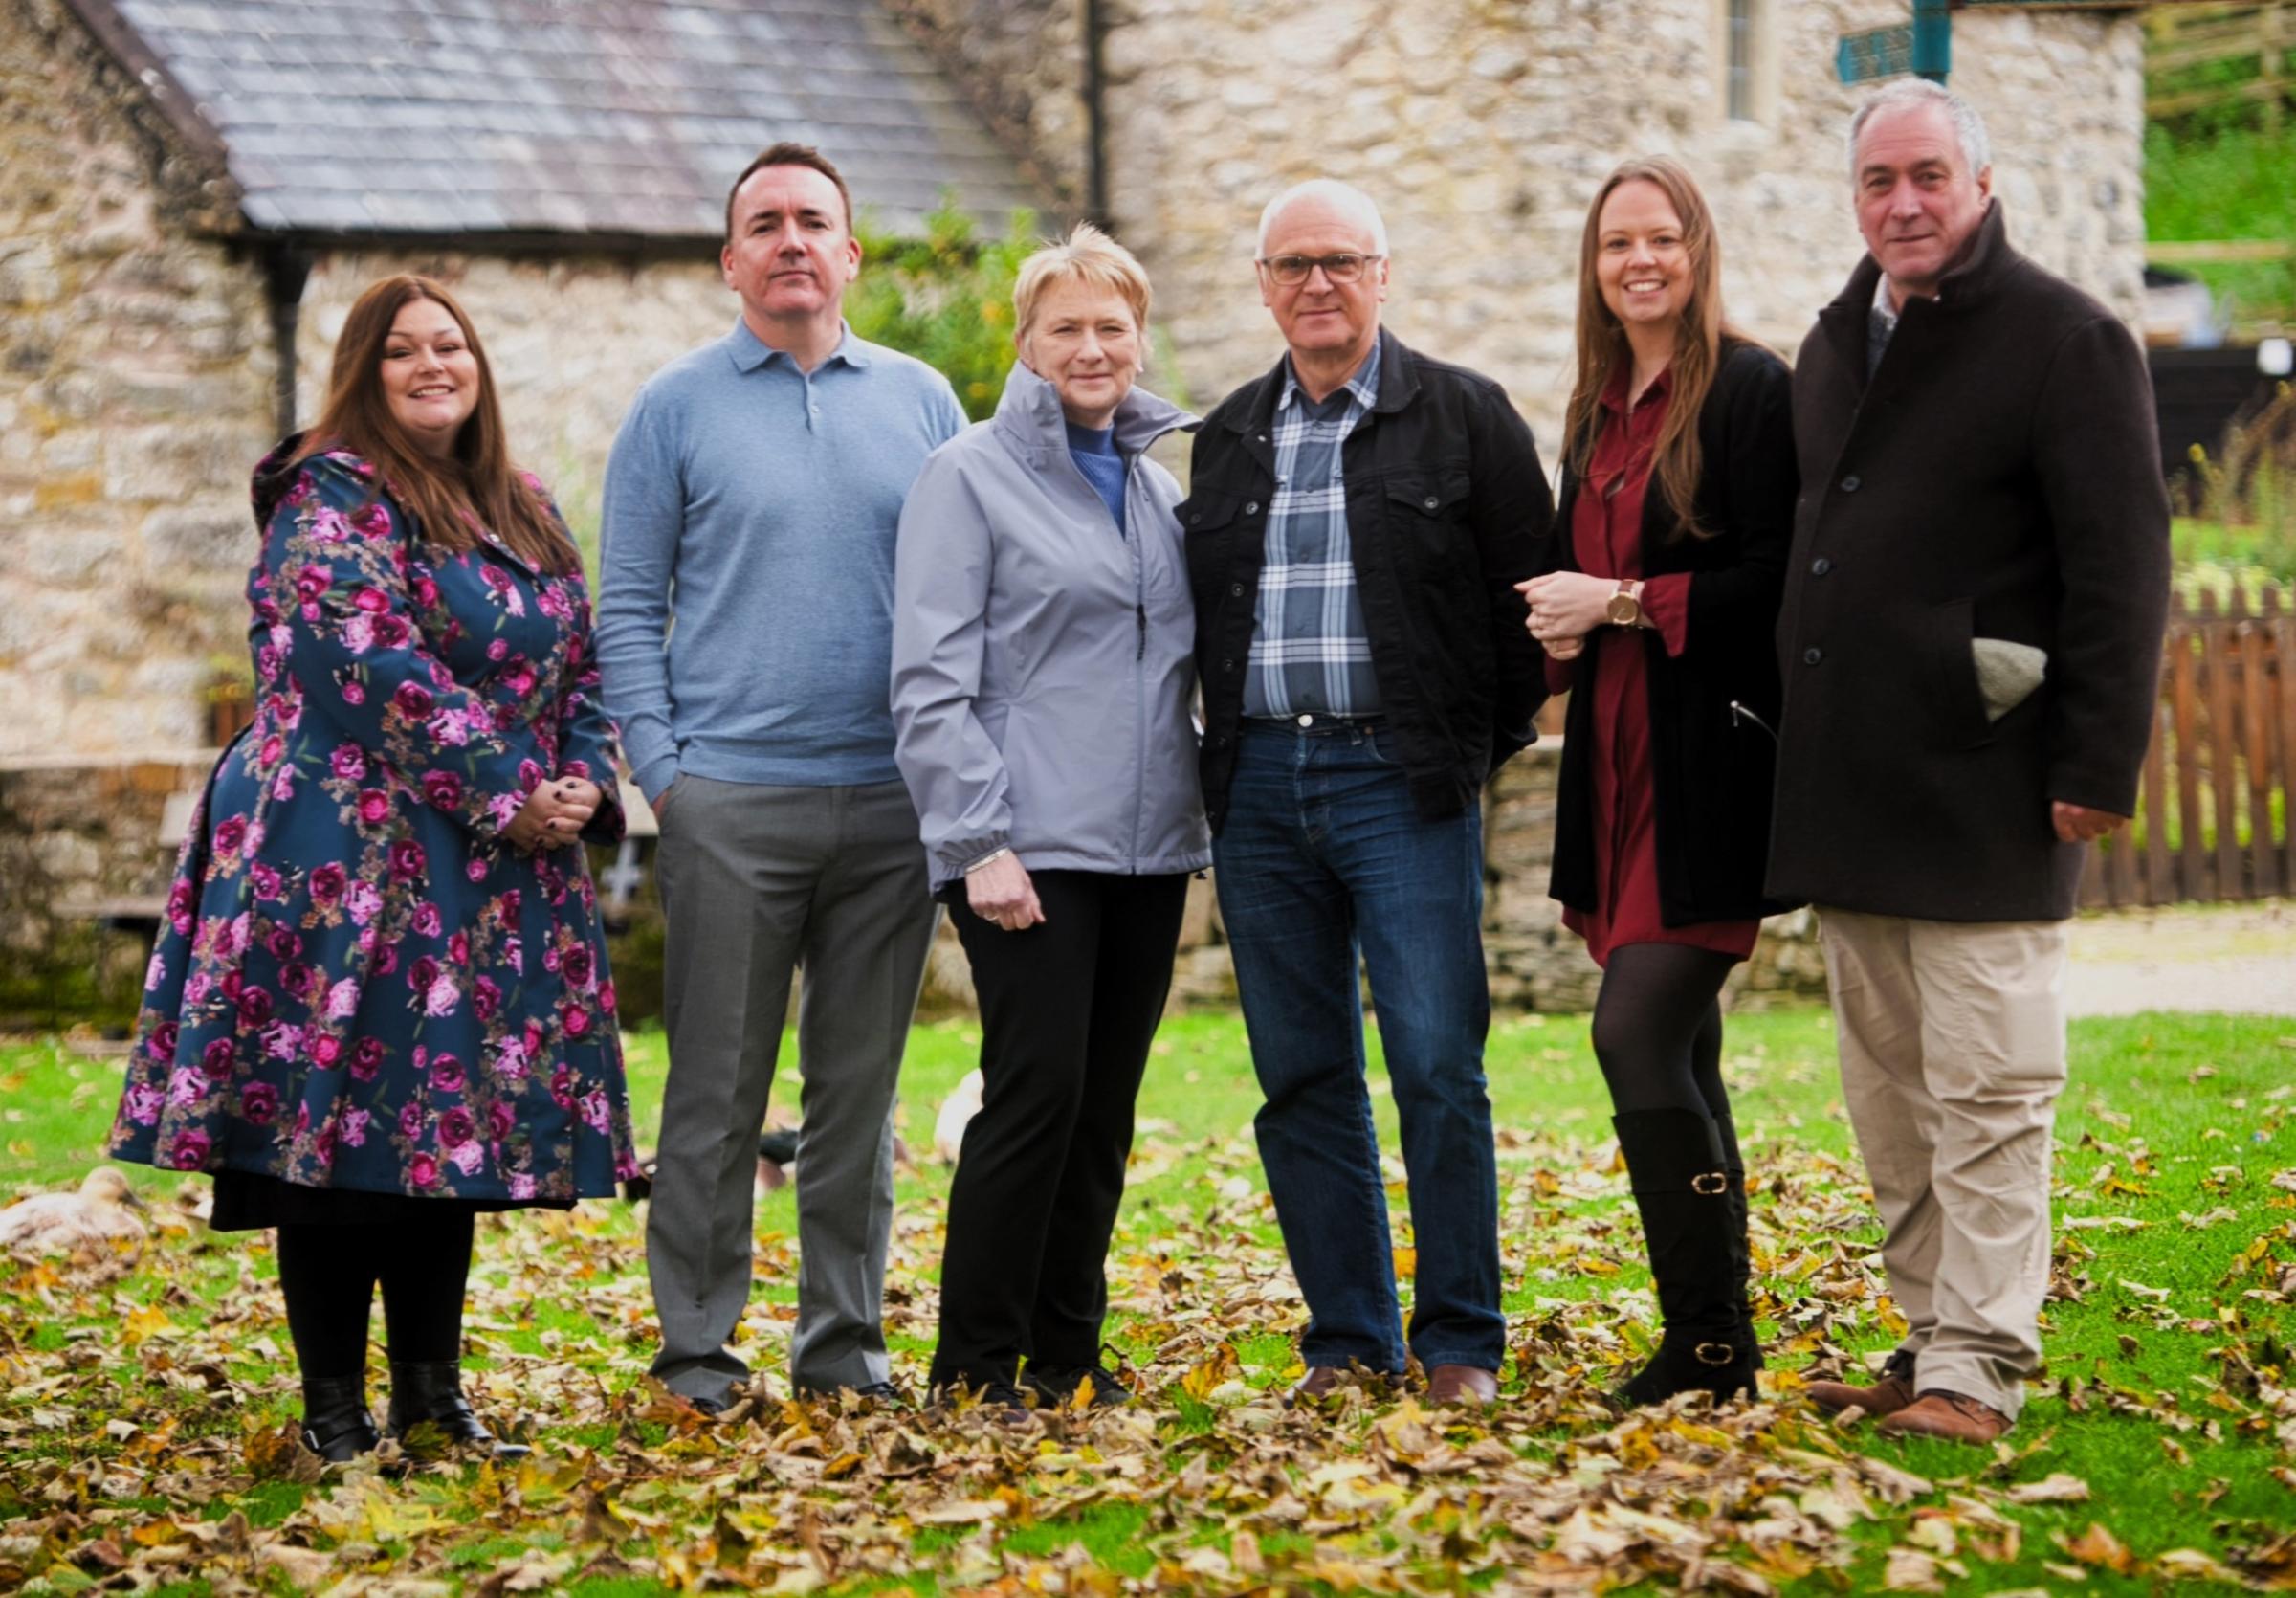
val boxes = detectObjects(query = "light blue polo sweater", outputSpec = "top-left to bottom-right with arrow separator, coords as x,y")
596,320 -> 966,798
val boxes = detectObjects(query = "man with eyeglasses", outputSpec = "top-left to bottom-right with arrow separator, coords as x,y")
1179,178 -> 1553,1408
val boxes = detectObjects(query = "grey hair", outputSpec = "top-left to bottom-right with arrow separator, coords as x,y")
1255,178 -> 1390,258
1847,79 -> 1992,179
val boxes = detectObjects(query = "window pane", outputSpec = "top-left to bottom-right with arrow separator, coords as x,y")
1727,0 -> 1755,122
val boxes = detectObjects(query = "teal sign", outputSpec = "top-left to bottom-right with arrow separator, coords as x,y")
1837,24 -> 1913,83
1836,0 -> 1951,85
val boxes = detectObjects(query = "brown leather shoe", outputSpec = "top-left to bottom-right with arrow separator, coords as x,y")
1804,1354 -> 1917,1418
1425,1365 -> 1498,1406
1876,1389 -> 2011,1444
1285,1365 -> 1400,1407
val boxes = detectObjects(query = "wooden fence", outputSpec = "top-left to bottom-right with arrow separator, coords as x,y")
2146,1 -> 2292,124
2085,581 -> 2295,906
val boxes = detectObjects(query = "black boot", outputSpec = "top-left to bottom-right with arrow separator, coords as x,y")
298,1373 -> 380,1462
386,1362 -> 530,1459
1711,1111 -> 1765,1379
1612,1108 -> 1760,1407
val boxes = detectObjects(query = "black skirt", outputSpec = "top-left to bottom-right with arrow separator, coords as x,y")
209,1169 -> 573,1231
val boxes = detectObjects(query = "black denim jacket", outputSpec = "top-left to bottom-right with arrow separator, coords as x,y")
1179,329 -> 1555,832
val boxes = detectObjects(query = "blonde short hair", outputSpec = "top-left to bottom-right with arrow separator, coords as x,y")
1013,222 -> 1153,343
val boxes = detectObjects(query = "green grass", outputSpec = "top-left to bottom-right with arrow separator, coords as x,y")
5,1006 -> 2293,1593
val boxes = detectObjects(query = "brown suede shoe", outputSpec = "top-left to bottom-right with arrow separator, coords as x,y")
1425,1365 -> 1498,1407
1876,1389 -> 2011,1444
1286,1365 -> 1347,1406
1804,1355 -> 1917,1418
1285,1365 -> 1399,1407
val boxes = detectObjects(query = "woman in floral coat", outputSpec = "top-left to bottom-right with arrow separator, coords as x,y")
110,275 -> 639,1461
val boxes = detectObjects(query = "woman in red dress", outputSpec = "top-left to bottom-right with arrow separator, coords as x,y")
1520,157 -> 1799,1405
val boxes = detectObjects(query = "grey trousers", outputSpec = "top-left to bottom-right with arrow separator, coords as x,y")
1818,907 -> 2070,1420
646,774 -> 936,1401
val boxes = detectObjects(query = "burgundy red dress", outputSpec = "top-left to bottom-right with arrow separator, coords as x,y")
1547,367 -> 1759,969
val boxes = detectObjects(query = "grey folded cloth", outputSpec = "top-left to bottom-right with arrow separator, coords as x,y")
1972,638 -> 2047,721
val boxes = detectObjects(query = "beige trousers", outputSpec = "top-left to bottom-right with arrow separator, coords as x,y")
1817,907 -> 2069,1419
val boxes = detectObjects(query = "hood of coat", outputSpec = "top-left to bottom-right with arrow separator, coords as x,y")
991,358 -> 1197,465
252,432 -> 313,529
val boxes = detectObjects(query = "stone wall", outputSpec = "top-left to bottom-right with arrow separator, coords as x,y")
0,0 -> 275,761
1,738 -> 1825,1029
288,251 -> 736,561
898,0 -> 2149,449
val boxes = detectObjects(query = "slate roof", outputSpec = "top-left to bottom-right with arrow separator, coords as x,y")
75,0 -> 1047,241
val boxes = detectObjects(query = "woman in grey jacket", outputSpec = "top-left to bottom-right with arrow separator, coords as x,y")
892,225 -> 1208,1411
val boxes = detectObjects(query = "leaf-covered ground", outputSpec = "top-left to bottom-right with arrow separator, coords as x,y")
2,1009 -> 2292,1595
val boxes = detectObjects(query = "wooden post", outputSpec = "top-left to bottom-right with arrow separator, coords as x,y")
2243,624 -> 2279,895
2277,614 -> 2296,892
2263,0 -> 2285,133
2141,693 -> 2172,904
2203,604 -> 2244,897
2174,625 -> 2205,901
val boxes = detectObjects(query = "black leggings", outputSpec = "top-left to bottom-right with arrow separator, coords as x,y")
931,871 -> 1190,1389
275,1210 -> 475,1379
1590,943 -> 1741,1159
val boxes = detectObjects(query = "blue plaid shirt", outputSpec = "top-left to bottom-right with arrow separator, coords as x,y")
1244,344 -> 1382,719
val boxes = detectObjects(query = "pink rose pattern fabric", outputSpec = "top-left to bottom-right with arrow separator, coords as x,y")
110,445 -> 639,1203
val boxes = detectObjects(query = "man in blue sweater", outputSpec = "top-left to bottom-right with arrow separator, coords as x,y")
598,144 -> 966,1410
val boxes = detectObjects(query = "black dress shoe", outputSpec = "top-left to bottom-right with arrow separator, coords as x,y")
794,1379 -> 908,1409
386,1362 -> 531,1459
298,1373 -> 380,1462
1023,1362 -> 1131,1409
928,1379 -> 1033,1425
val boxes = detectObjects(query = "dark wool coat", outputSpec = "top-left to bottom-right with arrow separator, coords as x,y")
1766,204 -> 2172,921
1543,340 -> 1802,926
1181,329 -> 1554,832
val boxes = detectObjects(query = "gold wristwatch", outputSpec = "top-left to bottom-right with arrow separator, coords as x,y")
1605,579 -> 1645,628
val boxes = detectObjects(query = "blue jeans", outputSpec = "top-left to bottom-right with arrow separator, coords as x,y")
1214,721 -> 1503,1374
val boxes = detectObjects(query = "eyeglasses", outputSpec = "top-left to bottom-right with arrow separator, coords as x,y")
1256,253 -> 1382,286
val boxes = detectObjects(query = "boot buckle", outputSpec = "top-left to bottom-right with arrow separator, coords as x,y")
1691,1171 -> 1730,1196
1693,1342 -> 1736,1366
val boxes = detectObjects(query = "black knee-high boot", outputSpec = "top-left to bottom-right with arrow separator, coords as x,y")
1613,1108 -> 1760,1406
1710,1111 -> 1764,1378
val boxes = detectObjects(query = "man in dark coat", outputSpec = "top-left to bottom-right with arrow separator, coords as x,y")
1182,178 -> 1551,1408
1770,81 -> 2170,1442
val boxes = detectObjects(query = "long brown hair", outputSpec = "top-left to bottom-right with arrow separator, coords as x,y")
297,275 -> 576,574
1564,157 -> 1743,541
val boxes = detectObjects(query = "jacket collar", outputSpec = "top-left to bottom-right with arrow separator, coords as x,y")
1817,200 -> 2018,367
991,359 -> 1197,459
1225,325 -> 1423,433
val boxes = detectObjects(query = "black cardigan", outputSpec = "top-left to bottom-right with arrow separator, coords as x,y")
1540,339 -> 1802,926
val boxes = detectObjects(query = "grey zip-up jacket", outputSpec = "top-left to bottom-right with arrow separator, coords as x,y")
892,362 -> 1211,892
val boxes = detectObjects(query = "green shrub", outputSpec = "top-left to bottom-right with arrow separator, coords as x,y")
850,200 -> 1039,421
2144,122 -> 2296,325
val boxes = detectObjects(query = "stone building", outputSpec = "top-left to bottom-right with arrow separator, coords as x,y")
2,0 -> 2149,1016
0,0 -> 1040,763
891,0 -> 2149,433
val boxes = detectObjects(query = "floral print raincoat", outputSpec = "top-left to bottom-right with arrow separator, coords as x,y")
109,441 -> 640,1203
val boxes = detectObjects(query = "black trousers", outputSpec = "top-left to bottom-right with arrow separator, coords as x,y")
930,870 -> 1190,1389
